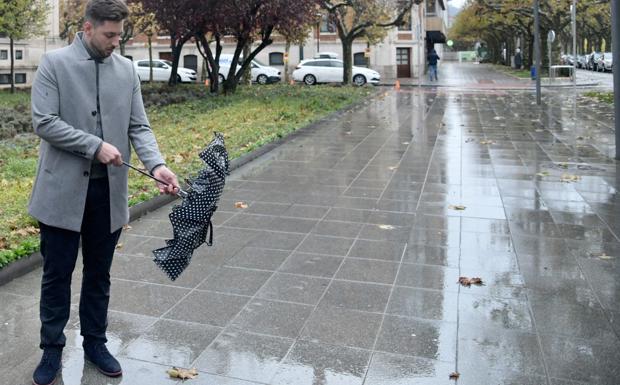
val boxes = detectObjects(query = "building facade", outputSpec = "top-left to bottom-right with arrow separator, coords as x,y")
0,0 -> 63,89
1,0 -> 448,88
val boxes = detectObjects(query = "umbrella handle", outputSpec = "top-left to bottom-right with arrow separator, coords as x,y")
123,161 -> 188,198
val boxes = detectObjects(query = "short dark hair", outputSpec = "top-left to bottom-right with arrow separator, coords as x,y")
85,0 -> 129,25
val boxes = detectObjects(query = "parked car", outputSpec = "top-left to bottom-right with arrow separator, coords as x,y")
598,52 -> 613,72
313,52 -> 339,59
133,59 -> 197,83
587,52 -> 602,71
577,55 -> 588,69
292,59 -> 380,86
217,54 -> 281,84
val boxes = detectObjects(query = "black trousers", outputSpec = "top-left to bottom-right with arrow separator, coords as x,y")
39,176 -> 122,349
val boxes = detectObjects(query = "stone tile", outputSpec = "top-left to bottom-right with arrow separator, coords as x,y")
364,352 -> 456,385
386,286 -> 458,322
163,290 -> 250,327
194,331 -> 293,383
375,315 -> 457,362
257,273 -> 330,305
109,280 -> 190,317
122,319 -> 221,367
265,217 -> 319,233
301,306 -> 382,349
320,280 -> 391,313
358,224 -> 412,242
245,201 -> 291,216
458,326 -> 546,377
244,231 -> 306,250
271,340 -> 371,385
335,258 -> 399,284
297,235 -> 355,256
541,334 -> 620,384
312,220 -> 364,238
348,240 -> 406,261
458,293 -> 534,332
282,204 -> 330,219
198,267 -> 272,296
395,263 -> 460,292
224,247 -> 291,271
402,244 -> 460,267
230,299 -> 313,338
324,208 -> 373,223
279,252 -> 344,278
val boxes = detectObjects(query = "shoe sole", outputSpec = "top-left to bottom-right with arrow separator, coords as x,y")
84,356 -> 123,377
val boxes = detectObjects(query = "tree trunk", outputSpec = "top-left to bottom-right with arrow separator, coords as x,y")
148,35 -> 153,82
342,37 -> 353,85
284,40 -> 291,83
242,41 -> 252,86
10,38 -> 15,94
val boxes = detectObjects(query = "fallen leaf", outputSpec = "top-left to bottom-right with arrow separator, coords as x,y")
388,166 -> 397,170
479,140 -> 495,145
597,254 -> 615,260
173,154 -> 184,164
235,201 -> 248,209
449,372 -> 460,380
536,171 -> 550,177
556,162 -> 569,169
378,224 -> 395,230
458,276 -> 484,287
123,224 -> 132,230
0,237 -> 7,249
115,243 -> 124,249
560,173 -> 581,183
449,205 -> 466,211
167,367 -> 199,380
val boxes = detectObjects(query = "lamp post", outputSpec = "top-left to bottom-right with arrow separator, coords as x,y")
613,0 -> 620,158
316,13 -> 322,54
534,0 -> 541,105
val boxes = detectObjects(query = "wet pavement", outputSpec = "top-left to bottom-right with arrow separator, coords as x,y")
1,63 -> 620,384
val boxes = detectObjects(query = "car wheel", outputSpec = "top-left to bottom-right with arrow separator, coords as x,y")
353,74 -> 367,86
257,74 -> 268,85
177,74 -> 182,83
303,74 -> 317,85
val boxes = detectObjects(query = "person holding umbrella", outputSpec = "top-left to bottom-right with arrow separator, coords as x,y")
28,0 -> 179,384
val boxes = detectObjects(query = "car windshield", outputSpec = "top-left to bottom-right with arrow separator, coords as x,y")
252,58 -> 266,66
162,60 -> 173,66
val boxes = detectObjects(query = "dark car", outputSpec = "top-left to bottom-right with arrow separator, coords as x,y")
588,52 -> 603,71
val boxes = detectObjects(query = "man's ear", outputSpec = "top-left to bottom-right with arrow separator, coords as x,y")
83,20 -> 93,36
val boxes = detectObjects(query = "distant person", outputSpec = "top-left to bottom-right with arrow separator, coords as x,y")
427,49 -> 440,81
514,48 -> 522,70
29,0 -> 179,384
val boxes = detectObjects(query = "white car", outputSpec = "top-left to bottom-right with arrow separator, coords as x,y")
133,59 -> 197,83
292,59 -> 380,86
218,54 -> 281,84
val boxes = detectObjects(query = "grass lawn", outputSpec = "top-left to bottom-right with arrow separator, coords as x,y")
584,91 -> 614,104
0,83 -> 372,269
492,64 -> 548,79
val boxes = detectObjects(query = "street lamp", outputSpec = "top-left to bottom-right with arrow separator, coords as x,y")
316,13 -> 322,54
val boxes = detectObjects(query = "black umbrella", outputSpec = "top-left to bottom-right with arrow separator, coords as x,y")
124,133 -> 229,281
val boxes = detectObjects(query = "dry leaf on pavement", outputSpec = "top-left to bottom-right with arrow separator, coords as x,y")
449,372 -> 460,380
378,224 -> 396,230
458,276 -> 484,287
560,173 -> 581,183
536,171 -> 550,177
115,243 -> 123,249
597,254 -> 615,260
479,140 -> 495,145
235,202 -> 248,209
449,205 -> 466,211
167,367 -> 198,380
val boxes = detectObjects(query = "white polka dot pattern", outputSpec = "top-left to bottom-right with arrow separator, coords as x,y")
153,132 -> 229,281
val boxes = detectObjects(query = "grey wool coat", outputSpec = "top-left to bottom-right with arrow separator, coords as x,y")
29,33 -> 165,233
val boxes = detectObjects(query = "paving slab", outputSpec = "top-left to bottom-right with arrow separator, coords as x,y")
1,62 -> 619,384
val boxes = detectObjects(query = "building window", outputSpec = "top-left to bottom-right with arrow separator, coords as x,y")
426,0 -> 436,14
15,73 -> 26,84
0,50 -> 7,60
0,74 -> 10,84
320,15 -> 336,33
15,50 -> 23,60
398,11 -> 412,31
269,52 -> 284,65
354,52 -> 367,67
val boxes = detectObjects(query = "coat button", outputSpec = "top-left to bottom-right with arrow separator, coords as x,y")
83,171 -> 89,177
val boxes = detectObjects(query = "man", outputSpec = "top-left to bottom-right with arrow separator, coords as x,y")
427,49 -> 440,82
29,1 -> 179,384
514,48 -> 523,70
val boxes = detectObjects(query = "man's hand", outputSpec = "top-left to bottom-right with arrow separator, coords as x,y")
96,142 -> 123,166
153,165 -> 180,195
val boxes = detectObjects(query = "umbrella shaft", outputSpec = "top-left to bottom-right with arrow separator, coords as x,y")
123,161 -> 187,198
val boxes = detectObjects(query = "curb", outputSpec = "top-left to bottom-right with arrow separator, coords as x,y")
0,95 -> 370,287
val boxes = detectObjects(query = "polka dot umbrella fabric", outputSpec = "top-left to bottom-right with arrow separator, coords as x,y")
153,133 -> 229,281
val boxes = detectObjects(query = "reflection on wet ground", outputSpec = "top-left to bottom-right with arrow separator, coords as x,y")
1,65 -> 619,384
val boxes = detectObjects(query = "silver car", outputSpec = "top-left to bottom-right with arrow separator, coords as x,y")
598,52 -> 613,72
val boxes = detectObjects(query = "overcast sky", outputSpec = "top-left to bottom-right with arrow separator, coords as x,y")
449,0 -> 467,9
